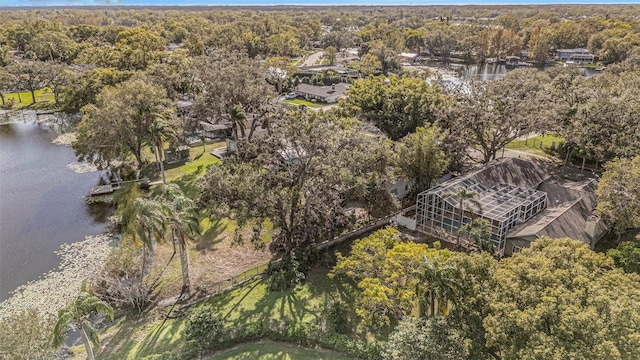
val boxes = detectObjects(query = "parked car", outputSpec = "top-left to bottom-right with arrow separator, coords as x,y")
285,92 -> 297,100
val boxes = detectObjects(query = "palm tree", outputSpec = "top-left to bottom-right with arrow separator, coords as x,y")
446,187 -> 482,249
133,198 -> 166,279
459,218 -> 494,254
155,184 -> 201,296
413,256 -> 461,317
147,117 -> 176,184
227,104 -> 247,143
52,288 -> 114,360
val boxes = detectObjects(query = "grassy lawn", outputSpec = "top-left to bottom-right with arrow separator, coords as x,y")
3,88 -> 56,109
506,134 -> 564,158
91,265 -> 363,359
205,266 -> 359,330
283,99 -> 323,108
160,141 -> 224,198
207,341 -> 353,360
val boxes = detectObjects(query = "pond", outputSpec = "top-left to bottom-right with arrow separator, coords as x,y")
0,114 -> 109,301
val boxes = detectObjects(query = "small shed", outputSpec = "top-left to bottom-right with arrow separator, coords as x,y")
164,145 -> 190,164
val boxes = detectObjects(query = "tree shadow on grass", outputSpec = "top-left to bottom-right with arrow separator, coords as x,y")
172,165 -> 203,199
195,218 -> 228,251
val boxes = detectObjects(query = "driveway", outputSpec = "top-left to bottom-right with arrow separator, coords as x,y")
301,51 -> 324,67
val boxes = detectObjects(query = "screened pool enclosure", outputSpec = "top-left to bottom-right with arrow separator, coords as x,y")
416,177 -> 547,252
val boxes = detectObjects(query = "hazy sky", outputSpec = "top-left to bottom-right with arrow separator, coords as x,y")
2,0 -> 640,6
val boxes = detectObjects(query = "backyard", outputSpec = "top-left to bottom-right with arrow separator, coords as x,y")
2,88 -> 56,109
83,265 -> 362,359
207,341 -> 354,360
283,99 -> 323,108
506,133 -> 564,158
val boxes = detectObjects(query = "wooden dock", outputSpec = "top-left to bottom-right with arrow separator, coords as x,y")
89,178 -> 154,196
89,184 -> 120,196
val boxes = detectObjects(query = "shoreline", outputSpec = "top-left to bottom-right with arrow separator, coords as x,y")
0,233 -> 118,321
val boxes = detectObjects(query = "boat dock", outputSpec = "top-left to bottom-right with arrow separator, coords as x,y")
89,178 -> 158,196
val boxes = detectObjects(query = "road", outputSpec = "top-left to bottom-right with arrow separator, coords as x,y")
301,51 -> 324,67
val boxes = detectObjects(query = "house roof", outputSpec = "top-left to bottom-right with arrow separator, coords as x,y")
200,121 -> 231,131
507,198 -> 604,245
467,158 -> 554,189
507,175 -> 602,244
557,48 -> 590,52
422,160 -> 548,222
295,83 -> 351,99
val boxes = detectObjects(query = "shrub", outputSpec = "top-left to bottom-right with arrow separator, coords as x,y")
1,98 -> 16,109
266,250 -> 312,291
184,305 -> 224,347
320,300 -> 351,335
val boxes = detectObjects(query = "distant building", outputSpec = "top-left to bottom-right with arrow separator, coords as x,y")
399,52 -> 419,62
556,48 -> 596,63
415,158 -> 606,255
294,83 -> 351,103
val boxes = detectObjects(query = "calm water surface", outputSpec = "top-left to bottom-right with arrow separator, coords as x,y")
0,119 -> 107,301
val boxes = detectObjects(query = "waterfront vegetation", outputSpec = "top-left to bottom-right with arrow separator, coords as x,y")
1,5 -> 640,360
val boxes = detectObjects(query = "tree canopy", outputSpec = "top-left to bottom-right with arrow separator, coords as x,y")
73,79 -> 176,175
341,75 -> 447,140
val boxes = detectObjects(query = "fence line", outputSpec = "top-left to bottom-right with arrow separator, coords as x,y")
176,214 -> 397,311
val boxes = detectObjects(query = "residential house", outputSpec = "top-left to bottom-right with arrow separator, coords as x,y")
414,158 -> 606,255
294,83 -> 351,103
556,48 -> 596,63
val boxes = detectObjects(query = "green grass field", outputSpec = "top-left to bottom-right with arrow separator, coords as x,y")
207,341 -> 353,360
284,99 -> 323,108
161,142 -> 224,198
3,88 -> 56,109
506,134 -> 564,158
89,266 -> 361,360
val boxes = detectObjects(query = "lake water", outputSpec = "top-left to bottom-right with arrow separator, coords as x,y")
426,63 -> 599,84
0,117 -> 108,301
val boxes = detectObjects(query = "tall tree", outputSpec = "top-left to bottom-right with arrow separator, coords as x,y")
446,188 -> 482,249
227,104 -> 247,143
440,69 -> 554,164
155,184 -> 201,296
414,256 -> 461,317
147,117 -> 176,184
200,111 -> 394,262
73,79 -> 175,177
7,60 -> 48,104
485,237 -> 640,359
324,46 -> 337,65
132,197 -> 166,279
331,228 -> 452,326
193,50 -> 276,139
595,157 -> 640,240
608,240 -> 640,275
395,125 -> 449,198
565,65 -> 640,164
342,76 -> 447,140
52,289 -> 114,360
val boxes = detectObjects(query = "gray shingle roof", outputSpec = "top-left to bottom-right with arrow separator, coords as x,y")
294,83 -> 350,99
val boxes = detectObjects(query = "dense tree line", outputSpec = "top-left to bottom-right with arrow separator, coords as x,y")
333,230 -> 640,360
1,6 -> 639,359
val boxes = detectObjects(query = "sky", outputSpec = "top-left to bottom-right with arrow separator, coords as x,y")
1,0 -> 639,6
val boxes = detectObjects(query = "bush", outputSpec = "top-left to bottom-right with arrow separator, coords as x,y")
320,300 -> 351,335
1,98 -> 16,109
92,242 -> 152,314
266,248 -> 318,291
184,305 -> 224,346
